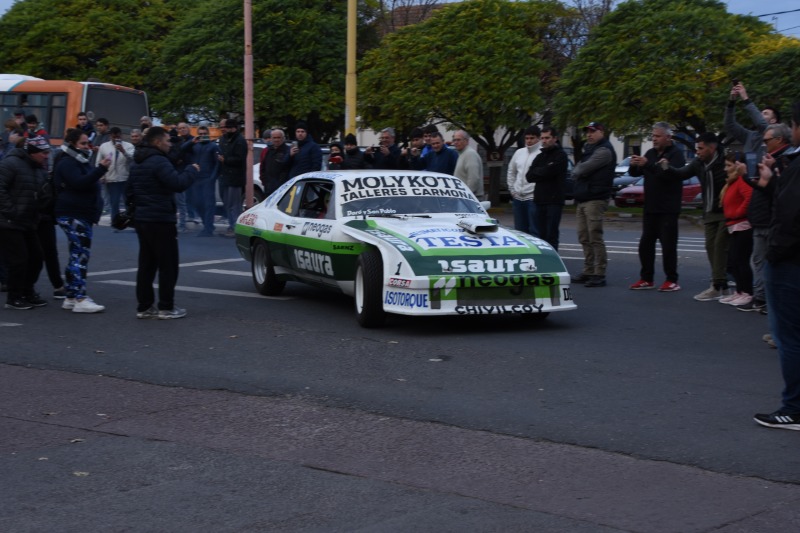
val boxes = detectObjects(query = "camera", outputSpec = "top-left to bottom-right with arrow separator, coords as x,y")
731,79 -> 740,86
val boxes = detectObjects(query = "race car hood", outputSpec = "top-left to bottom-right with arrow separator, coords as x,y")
341,214 -> 567,276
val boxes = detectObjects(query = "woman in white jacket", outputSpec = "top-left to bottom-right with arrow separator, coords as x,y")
507,126 -> 541,235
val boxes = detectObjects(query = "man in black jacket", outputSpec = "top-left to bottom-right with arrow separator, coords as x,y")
571,122 -> 616,287
217,119 -> 247,237
260,128 -> 291,197
526,127 -> 568,250
128,127 -> 199,319
0,136 -> 51,309
628,122 -> 686,292
664,132 -> 728,301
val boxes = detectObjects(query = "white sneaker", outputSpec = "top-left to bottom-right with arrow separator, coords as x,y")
72,297 -> 105,313
62,298 -> 76,310
693,286 -> 722,301
728,293 -> 753,307
719,291 -> 742,304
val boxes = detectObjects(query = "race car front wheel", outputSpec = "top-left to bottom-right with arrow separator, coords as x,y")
354,248 -> 386,328
252,240 -> 285,296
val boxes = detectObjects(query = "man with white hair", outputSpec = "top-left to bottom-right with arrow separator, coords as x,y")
628,122 -> 686,292
452,130 -> 484,200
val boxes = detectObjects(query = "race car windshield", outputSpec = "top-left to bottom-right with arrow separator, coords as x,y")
341,196 -> 484,218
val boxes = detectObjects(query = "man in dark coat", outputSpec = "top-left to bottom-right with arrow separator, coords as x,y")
128,127 -> 198,319
526,126 -> 569,250
260,128 -> 291,197
0,135 -> 52,309
217,119 -> 247,237
288,121 -> 322,178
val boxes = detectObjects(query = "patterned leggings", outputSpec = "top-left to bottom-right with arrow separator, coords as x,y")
56,217 -> 93,299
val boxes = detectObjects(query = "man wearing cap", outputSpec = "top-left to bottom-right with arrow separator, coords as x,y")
217,119 -> 247,237
0,135 -> 52,309
571,121 -> 616,287
289,121 -> 322,178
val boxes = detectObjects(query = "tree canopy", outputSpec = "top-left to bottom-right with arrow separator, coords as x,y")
358,0 -> 573,153
554,0 -> 777,135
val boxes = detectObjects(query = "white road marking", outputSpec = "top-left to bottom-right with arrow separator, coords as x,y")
96,280 -> 292,300
0,322 -> 23,327
90,258 -> 244,277
200,269 -> 251,277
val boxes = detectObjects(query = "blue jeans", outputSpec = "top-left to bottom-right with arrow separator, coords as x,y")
512,199 -> 538,236
191,177 -> 217,235
106,181 -> 127,222
534,203 -> 563,250
751,227 -> 768,302
764,260 -> 800,414
222,186 -> 243,230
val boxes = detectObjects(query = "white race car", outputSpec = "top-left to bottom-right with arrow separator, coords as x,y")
235,170 -> 576,327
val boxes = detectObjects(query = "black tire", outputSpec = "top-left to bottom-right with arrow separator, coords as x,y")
354,248 -> 386,328
251,240 -> 285,296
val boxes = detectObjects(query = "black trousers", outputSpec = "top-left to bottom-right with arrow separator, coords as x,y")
728,228 -> 754,295
34,219 -> 64,289
135,222 -> 179,312
639,212 -> 679,283
0,227 -> 43,300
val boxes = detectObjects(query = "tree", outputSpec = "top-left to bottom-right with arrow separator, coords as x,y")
151,0 -> 379,140
358,0 -> 571,155
554,0 -> 776,137
0,0 -> 191,89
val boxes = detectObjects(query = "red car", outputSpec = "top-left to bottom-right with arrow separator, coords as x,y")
614,176 -> 702,208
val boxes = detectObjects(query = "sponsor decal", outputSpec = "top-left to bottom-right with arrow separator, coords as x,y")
273,222 -> 283,232
438,258 -> 538,273
333,244 -> 356,251
340,175 -> 473,202
345,207 -> 397,217
431,273 -> 557,289
293,249 -> 334,276
388,278 -> 412,288
562,287 -> 573,301
301,221 -> 332,238
384,290 -> 429,309
455,305 -> 544,315
414,234 -> 527,249
239,213 -> 258,226
364,229 -> 414,252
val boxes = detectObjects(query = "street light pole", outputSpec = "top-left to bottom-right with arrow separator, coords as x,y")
243,0 -> 254,209
344,0 -> 357,136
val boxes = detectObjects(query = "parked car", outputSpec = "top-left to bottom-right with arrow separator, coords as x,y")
614,176 -> 702,208
234,170 -> 577,327
615,156 -> 631,177
612,173 -> 639,195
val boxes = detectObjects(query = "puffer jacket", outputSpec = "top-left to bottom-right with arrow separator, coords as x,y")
0,148 -> 48,230
127,145 -> 197,224
53,147 -> 107,223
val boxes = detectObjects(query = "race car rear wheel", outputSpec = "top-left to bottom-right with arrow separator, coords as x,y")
252,240 -> 285,296
354,248 -> 386,328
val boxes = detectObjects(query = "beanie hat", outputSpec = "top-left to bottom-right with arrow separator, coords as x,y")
295,120 -> 308,132
344,133 -> 357,145
26,135 -> 51,154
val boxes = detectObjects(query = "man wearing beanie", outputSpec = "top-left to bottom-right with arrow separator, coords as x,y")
217,119 -> 247,237
289,120 -> 322,178
0,135 -> 52,309
342,133 -> 368,169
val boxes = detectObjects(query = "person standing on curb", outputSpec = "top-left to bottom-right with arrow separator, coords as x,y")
525,126 -> 568,250
507,126 -> 540,232
128,127 -> 199,320
627,122 -> 686,292
571,122 -> 616,288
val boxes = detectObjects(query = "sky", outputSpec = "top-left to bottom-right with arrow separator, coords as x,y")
0,0 -> 796,36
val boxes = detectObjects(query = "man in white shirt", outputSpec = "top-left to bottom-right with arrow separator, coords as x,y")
97,127 -> 134,224
506,126 -> 541,235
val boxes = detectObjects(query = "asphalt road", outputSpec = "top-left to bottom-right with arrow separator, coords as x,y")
2,211 -> 798,532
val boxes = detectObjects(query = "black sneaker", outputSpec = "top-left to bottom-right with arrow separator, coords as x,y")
754,411 -> 800,430
584,276 -> 607,288
737,299 -> 766,312
23,293 -> 48,307
5,298 -> 34,310
571,273 -> 591,283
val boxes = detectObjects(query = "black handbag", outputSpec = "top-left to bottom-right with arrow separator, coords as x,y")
111,200 -> 135,230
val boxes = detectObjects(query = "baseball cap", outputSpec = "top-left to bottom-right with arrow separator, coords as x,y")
583,121 -> 605,132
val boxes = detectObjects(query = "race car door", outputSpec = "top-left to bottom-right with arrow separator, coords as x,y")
274,179 -> 338,287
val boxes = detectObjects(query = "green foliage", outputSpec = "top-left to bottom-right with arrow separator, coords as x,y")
554,0 -> 776,135
730,39 -> 800,121
0,0 -> 190,89
359,0 -> 567,152
150,0 -> 379,141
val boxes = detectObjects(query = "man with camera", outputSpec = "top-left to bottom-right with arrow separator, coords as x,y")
365,127 -> 402,170
97,127 -> 134,225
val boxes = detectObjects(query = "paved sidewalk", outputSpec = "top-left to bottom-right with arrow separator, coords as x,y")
2,364 -> 799,532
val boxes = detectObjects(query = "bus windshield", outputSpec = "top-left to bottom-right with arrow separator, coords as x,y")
84,85 -> 148,133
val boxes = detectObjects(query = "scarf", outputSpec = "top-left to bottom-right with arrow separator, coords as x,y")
61,143 -> 91,164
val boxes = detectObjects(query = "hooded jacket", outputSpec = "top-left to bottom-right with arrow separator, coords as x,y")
127,145 -> 198,224
53,145 -> 108,223
289,135 -> 323,178
0,148 -> 48,230
507,144 -> 540,201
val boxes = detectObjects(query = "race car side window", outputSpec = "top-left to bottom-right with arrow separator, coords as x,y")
277,182 -> 305,216
298,182 -> 334,219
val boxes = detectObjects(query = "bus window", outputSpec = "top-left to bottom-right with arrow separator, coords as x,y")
84,86 -> 148,133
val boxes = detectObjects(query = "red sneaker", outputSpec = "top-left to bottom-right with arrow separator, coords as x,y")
658,281 -> 681,292
629,280 -> 655,290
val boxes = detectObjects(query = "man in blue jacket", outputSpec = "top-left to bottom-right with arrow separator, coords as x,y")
128,127 -> 199,319
288,121 -> 322,178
